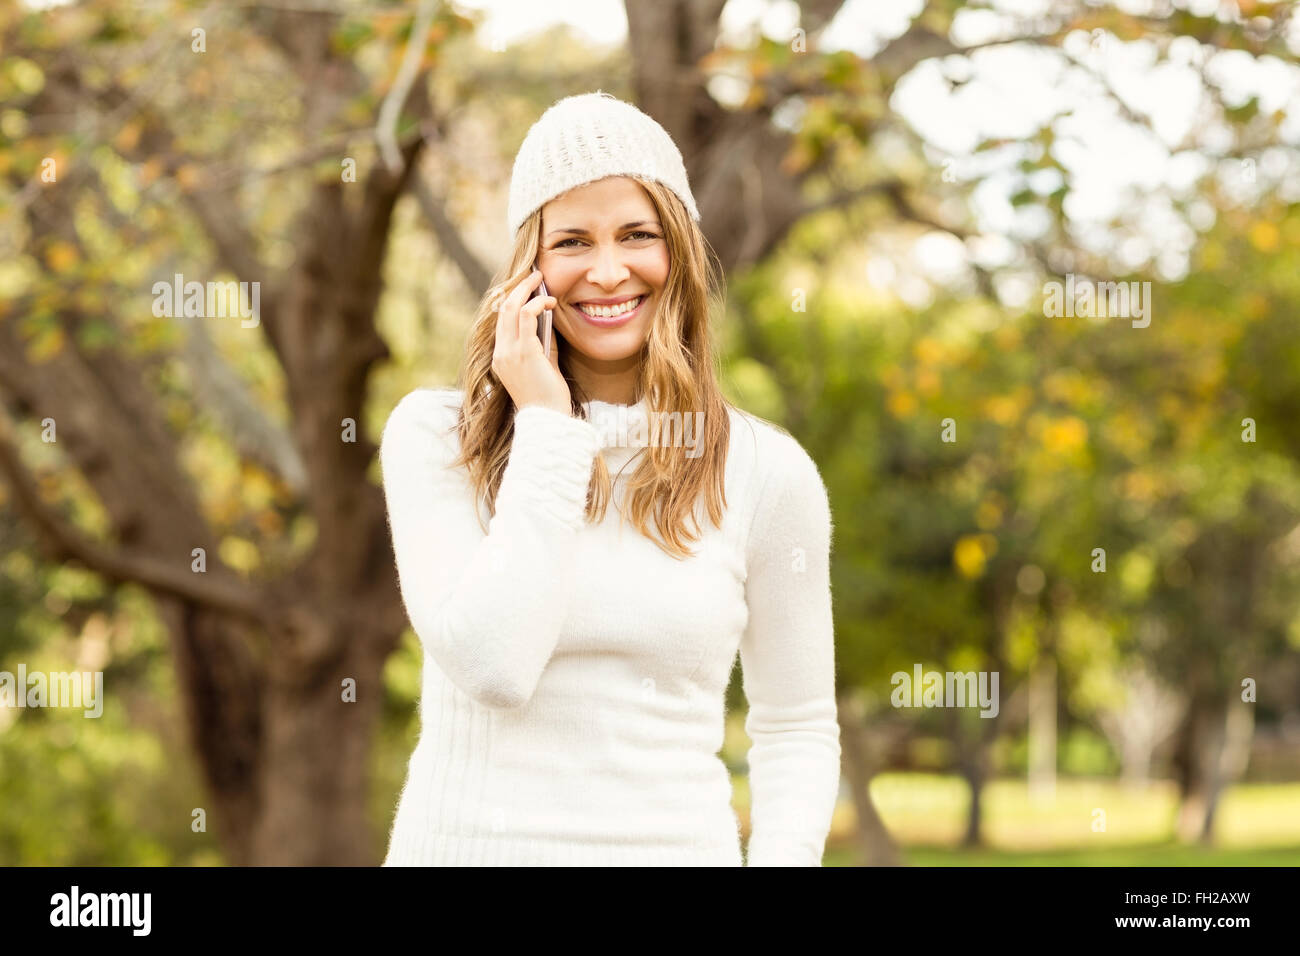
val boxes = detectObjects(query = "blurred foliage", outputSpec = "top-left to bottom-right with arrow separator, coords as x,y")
2,0 -> 1299,863
720,195 -> 1300,763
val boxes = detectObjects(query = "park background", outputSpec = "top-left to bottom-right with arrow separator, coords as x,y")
1,0 -> 1299,866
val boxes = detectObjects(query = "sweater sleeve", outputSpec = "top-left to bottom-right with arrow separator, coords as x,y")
738,431 -> 842,866
379,390 -> 601,710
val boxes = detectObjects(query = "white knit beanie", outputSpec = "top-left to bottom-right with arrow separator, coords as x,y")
507,90 -> 701,236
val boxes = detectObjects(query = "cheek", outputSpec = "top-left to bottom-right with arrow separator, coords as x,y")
548,267 -> 584,300
643,251 -> 670,291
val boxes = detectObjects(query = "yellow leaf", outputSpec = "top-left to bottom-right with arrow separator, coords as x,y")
113,120 -> 143,152
1249,221 -> 1279,252
914,337 -> 945,365
138,157 -> 165,187
887,389 -> 917,418
1042,416 -> 1088,454
0,110 -> 28,139
983,394 -> 1022,426
8,58 -> 45,95
1120,470 -> 1158,504
175,163 -> 202,191
954,533 -> 997,579
45,240 -> 80,272
240,463 -> 276,509
219,536 -> 260,575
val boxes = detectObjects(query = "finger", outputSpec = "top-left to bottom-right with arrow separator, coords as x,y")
506,269 -> 545,317
492,286 -> 515,350
501,271 -> 544,347
517,294 -> 557,345
495,273 -> 542,351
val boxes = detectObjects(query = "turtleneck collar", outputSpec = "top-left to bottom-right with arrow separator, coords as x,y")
580,395 -> 652,450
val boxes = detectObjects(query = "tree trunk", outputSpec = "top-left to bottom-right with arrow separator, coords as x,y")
154,584 -> 400,865
960,755 -> 985,848
836,692 -> 903,866
950,708 -> 988,849
159,602 -> 265,865
251,614 -> 389,865
1173,691 -> 1223,845
1173,691 -> 1256,845
0,7 -> 424,865
1027,655 -> 1056,802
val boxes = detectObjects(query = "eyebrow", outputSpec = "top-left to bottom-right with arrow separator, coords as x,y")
544,221 -> 661,238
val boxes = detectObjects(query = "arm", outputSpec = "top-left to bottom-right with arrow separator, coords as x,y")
380,390 -> 600,709
738,431 -> 842,866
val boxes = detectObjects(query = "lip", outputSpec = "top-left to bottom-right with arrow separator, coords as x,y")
576,293 -> 646,306
572,294 -> 648,328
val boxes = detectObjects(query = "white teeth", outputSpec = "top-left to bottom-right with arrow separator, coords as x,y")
578,295 -> 643,318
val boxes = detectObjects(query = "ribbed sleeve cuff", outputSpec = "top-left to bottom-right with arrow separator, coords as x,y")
745,835 -> 825,867
495,405 -> 600,530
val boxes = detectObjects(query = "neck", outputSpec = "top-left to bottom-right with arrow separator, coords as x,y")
566,348 -> 641,405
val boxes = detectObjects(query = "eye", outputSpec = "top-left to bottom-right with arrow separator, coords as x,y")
554,232 -> 658,249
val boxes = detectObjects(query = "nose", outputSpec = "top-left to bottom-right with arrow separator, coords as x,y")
587,240 -> 630,289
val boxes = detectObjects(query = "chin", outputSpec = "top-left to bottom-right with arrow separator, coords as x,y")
568,334 -> 647,363
559,316 -> 650,363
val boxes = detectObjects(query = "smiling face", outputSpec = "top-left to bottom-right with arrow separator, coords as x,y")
537,176 -> 669,404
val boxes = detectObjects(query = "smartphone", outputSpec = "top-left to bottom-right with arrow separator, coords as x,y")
529,261 -> 554,359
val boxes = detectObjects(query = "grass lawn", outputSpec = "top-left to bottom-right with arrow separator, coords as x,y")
729,772 -> 1300,866
824,842 -> 1300,866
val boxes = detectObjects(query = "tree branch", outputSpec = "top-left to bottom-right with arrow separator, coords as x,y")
376,0 -> 438,173
0,408 -> 265,621
174,305 -> 309,495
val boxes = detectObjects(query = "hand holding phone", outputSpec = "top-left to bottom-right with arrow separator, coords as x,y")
530,270 -> 554,359
492,268 -> 569,415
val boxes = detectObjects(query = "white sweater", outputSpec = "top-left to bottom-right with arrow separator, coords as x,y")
378,387 -> 840,866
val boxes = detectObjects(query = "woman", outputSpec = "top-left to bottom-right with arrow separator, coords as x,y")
380,91 -> 840,866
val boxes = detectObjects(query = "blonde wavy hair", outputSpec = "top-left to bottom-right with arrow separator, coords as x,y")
451,176 -> 732,559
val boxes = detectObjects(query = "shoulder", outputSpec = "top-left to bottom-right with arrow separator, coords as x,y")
725,403 -> 826,501
381,387 -> 465,459
724,403 -> 832,558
